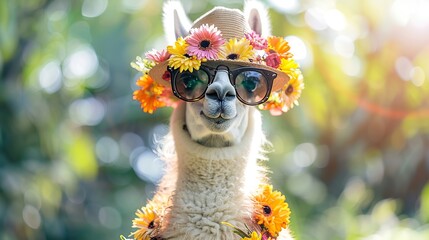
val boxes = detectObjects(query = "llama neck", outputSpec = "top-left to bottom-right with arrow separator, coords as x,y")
171,103 -> 265,194
164,103 -> 266,239
175,143 -> 250,195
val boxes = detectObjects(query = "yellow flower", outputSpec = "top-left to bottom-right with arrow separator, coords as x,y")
280,69 -> 304,111
167,37 -> 202,72
266,36 -> 293,59
259,69 -> 304,116
260,67 -> 303,115
168,54 -> 201,72
242,231 -> 262,240
220,38 -> 254,61
133,74 -> 166,114
167,37 -> 187,55
130,202 -> 160,240
253,185 -> 291,237
278,58 -> 299,75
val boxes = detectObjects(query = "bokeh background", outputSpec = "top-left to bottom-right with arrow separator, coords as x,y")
1,0 -> 429,239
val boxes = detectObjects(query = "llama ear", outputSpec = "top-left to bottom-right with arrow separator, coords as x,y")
163,0 -> 192,44
243,0 -> 272,37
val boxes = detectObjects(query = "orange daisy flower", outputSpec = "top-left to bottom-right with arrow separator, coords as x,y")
253,185 -> 291,237
130,202 -> 161,240
266,36 -> 293,60
280,69 -> 304,111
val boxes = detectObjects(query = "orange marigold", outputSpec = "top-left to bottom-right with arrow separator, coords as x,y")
133,74 -> 165,113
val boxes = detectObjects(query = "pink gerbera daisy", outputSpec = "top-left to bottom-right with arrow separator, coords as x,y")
186,24 -> 225,60
145,49 -> 171,64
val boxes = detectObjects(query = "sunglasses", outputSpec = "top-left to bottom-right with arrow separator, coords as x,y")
168,64 -> 277,106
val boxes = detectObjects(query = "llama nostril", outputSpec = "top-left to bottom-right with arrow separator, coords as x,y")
205,88 -> 219,100
225,91 -> 235,99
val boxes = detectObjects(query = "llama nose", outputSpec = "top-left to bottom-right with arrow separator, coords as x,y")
205,71 -> 236,101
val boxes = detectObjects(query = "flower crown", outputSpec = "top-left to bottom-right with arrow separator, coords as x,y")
131,24 -> 304,116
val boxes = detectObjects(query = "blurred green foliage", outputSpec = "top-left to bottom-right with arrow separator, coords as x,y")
1,0 -> 428,239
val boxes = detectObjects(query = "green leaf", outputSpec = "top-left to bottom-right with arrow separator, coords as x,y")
221,221 -> 250,238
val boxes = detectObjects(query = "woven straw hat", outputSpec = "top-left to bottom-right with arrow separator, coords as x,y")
148,6 -> 290,92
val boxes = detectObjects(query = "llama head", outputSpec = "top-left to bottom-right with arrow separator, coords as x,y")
163,1 -> 274,147
132,1 -> 304,147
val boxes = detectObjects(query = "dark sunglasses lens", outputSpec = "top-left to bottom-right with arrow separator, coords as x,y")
235,71 -> 269,104
175,69 -> 209,100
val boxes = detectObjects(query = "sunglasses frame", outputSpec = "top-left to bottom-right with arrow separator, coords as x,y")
168,64 -> 277,106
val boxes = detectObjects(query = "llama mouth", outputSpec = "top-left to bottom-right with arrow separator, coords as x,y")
213,117 -> 227,124
200,111 -> 233,125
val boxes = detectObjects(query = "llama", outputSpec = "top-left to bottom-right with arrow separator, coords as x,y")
127,1 -> 304,239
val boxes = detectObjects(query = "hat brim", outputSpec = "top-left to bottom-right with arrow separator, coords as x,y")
148,60 -> 289,93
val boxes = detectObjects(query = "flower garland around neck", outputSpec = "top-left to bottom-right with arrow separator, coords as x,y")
131,24 -> 304,116
121,184 -> 291,240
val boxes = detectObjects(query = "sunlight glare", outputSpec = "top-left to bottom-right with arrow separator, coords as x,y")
410,66 -> 425,87
285,36 -> 312,68
131,148 -> 164,183
63,45 -> 99,82
268,0 -> 301,14
96,136 -> 120,164
334,35 -> 355,58
82,0 -> 108,18
342,56 -> 363,77
305,8 -> 327,31
391,0 -> 429,27
395,57 -> 413,81
69,98 -> 105,126
38,60 -> 62,93
325,9 -> 347,31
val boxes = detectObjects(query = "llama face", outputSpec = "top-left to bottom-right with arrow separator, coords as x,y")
184,69 -> 250,147
163,1 -> 271,147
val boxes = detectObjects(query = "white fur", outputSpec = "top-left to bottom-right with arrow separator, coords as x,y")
163,0 -> 192,44
156,103 -> 267,239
